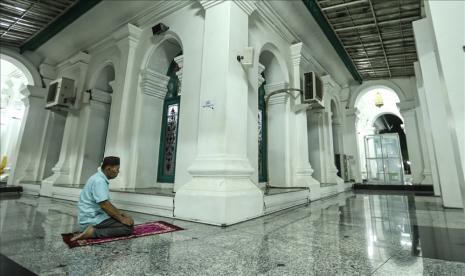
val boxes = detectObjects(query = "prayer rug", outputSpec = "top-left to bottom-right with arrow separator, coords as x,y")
61,221 -> 183,248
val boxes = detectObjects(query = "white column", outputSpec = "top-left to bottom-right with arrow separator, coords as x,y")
103,23 -> 142,189
76,89 -> 112,185
34,63 -> 66,185
307,109 -> 325,183
258,63 -> 265,88
41,52 -> 91,194
332,122 -> 344,155
344,109 -> 362,183
398,103 -> 424,185
133,69 -> 169,188
321,75 -> 344,186
174,55 -> 183,94
289,43 -> 320,195
413,18 -> 463,208
324,110 -> 340,184
8,85 -> 48,186
174,1 -> 262,225
414,62 -> 438,193
265,81 -> 290,187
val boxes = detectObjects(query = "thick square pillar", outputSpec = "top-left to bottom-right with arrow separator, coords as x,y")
174,1 -> 263,225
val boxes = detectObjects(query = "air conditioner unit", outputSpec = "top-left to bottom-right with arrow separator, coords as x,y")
45,77 -> 76,110
302,72 -> 324,108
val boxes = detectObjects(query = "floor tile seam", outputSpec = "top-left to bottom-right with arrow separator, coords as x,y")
369,254 -> 393,275
163,235 -> 255,258
0,222 -> 79,234
236,228 -> 349,252
173,227 -> 238,241
202,227 -> 297,246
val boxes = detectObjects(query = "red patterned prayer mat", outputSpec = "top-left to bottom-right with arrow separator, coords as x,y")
61,221 -> 183,248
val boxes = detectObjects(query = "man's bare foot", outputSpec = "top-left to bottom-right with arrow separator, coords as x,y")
70,225 -> 94,241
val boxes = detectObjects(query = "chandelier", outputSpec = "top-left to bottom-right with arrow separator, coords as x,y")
374,92 -> 384,108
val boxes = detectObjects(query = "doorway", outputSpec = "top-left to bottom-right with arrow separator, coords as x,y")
364,133 -> 404,185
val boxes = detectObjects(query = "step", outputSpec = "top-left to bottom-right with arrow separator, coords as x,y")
320,183 -> 339,198
264,188 -> 310,214
47,185 -> 174,218
19,181 -> 41,195
0,185 -> 22,194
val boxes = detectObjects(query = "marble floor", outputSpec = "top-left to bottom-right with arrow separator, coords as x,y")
1,191 -> 464,275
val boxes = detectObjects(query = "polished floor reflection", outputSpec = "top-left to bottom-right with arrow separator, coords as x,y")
1,191 -> 464,275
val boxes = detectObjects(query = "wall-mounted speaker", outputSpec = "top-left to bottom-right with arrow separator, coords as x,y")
152,23 -> 169,35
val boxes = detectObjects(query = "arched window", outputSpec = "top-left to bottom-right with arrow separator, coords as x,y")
157,59 -> 181,183
258,74 -> 268,183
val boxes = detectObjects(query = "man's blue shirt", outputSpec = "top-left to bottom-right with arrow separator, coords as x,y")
77,171 -> 111,228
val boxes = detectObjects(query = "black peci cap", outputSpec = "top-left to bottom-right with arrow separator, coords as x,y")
101,156 -> 120,169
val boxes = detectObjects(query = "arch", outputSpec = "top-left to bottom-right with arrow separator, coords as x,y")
94,65 -> 115,92
257,43 -> 290,187
135,32 -> 184,187
369,111 -> 404,128
352,80 -> 406,109
354,86 -> 407,183
355,87 -> 402,129
330,98 -> 343,124
142,32 -> 183,74
89,60 -> 116,92
0,48 -> 41,87
325,92 -> 344,125
258,42 -> 290,84
0,51 -> 37,178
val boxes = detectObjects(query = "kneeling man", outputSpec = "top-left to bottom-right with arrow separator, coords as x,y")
72,156 -> 134,241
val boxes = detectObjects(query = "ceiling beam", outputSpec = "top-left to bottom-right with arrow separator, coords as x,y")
367,0 -> 391,77
302,0 -> 363,84
20,0 -> 102,53
334,15 -> 421,32
321,0 -> 368,11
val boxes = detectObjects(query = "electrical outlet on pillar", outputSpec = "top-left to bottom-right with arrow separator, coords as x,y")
237,47 -> 254,68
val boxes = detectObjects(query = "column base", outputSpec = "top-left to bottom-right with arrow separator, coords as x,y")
40,174 -> 61,197
40,167 -> 72,196
327,165 -> 345,192
420,172 -> 434,185
174,177 -> 263,226
294,167 -> 320,201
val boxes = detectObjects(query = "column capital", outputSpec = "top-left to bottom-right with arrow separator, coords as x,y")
199,0 -> 257,15
290,42 -> 310,67
39,63 -> 57,81
321,74 -> 341,91
308,108 -> 325,117
174,55 -> 184,94
397,100 -> 418,112
264,81 -> 288,95
90,88 -> 112,104
20,85 -> 46,99
139,69 -> 169,100
113,23 -> 142,51
258,63 -> 265,87
198,0 -> 224,10
264,81 -> 289,105
332,117 -> 344,126
174,55 -> 184,70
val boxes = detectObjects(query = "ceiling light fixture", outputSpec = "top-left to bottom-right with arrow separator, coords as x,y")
374,92 -> 383,108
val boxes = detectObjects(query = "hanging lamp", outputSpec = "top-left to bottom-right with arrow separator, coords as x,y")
374,92 -> 384,108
